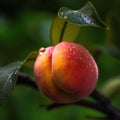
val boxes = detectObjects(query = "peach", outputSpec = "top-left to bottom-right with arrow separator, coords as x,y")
34,42 -> 98,103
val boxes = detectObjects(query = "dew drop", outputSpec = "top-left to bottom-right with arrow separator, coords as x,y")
89,62 -> 92,67
60,12 -> 64,16
79,57 -> 82,60
8,74 -> 12,83
64,16 -> 67,19
14,70 -> 18,76
69,48 -> 73,52
73,51 -> 76,55
72,46 -> 76,49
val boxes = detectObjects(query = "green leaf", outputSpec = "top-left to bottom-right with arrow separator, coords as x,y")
51,1 -> 108,45
58,2 -> 107,28
0,51 -> 38,105
0,62 -> 23,105
23,50 -> 38,69
100,76 -> 120,99
50,16 -> 80,45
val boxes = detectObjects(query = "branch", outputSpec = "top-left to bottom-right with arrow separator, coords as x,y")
17,72 -> 120,119
17,72 -> 38,89
41,100 -> 106,113
91,90 -> 120,119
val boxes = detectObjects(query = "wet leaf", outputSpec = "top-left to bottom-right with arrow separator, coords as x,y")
51,1 -> 108,45
0,51 -> 38,105
0,62 -> 23,105
58,2 -> 107,28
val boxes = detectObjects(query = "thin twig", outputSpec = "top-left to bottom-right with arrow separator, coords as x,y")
91,90 -> 120,118
17,72 -> 38,89
42,100 -> 106,113
17,72 -> 120,119
59,21 -> 67,43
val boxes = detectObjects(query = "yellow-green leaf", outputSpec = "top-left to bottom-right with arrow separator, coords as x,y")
50,1 -> 108,45
100,76 -> 120,99
23,51 -> 38,69
50,16 -> 80,45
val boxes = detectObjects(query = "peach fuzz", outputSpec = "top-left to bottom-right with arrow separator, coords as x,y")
34,42 -> 98,103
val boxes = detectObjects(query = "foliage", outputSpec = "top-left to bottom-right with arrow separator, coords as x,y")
0,0 -> 120,120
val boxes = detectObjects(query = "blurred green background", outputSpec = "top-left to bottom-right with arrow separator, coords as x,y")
0,0 -> 120,120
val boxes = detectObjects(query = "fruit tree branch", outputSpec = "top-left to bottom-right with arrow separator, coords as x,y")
17,72 -> 120,119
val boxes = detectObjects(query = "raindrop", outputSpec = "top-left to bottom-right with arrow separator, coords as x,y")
73,51 -> 76,55
79,57 -> 82,60
69,48 -> 73,52
8,74 -> 12,83
14,70 -> 18,76
8,74 -> 11,80
64,16 -> 67,19
60,12 -> 64,16
89,62 -> 92,67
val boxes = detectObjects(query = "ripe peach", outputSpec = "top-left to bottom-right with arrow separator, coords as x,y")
34,42 -> 98,103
